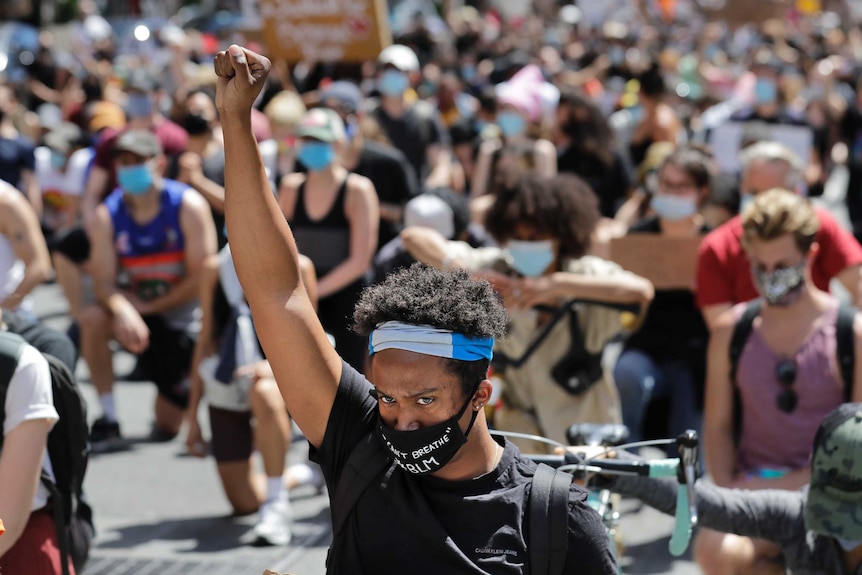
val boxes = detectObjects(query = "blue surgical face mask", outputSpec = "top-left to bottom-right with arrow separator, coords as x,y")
739,194 -> 755,214
127,93 -> 154,119
651,194 -> 698,221
379,70 -> 410,98
50,150 -> 67,171
297,141 -> 335,171
507,239 -> 556,278
838,538 -> 862,552
117,163 -> 155,196
497,110 -> 527,138
753,77 -> 777,105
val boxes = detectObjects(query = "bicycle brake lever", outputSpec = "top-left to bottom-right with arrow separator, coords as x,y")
676,431 -> 699,530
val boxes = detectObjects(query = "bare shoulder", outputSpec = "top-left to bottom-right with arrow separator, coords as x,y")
346,172 -> 375,193
279,172 -> 306,193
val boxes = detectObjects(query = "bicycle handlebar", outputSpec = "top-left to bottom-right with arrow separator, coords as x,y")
511,430 -> 700,558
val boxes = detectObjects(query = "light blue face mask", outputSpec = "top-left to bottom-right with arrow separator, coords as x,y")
117,163 -> 154,196
507,239 -> 556,278
739,194 -> 755,214
651,194 -> 698,221
837,538 -> 862,552
753,77 -> 777,105
497,110 -> 527,138
379,70 -> 410,97
297,141 -> 335,171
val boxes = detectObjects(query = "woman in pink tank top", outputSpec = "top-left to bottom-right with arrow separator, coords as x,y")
699,189 -> 862,575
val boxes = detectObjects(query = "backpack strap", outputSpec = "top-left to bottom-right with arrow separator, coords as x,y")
729,300 -> 762,385
529,464 -> 572,575
326,431 -> 394,571
836,303 -> 856,401
41,475 -> 71,575
729,300 -> 762,446
0,332 -> 26,451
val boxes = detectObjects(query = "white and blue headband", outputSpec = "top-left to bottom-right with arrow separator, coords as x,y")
368,321 -> 494,362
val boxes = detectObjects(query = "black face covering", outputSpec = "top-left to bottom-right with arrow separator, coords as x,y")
375,384 -> 480,475
182,113 -> 211,136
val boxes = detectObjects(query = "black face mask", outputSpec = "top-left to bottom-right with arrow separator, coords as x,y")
375,383 -> 480,475
182,113 -> 211,136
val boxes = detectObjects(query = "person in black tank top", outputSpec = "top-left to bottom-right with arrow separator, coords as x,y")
277,108 -> 380,373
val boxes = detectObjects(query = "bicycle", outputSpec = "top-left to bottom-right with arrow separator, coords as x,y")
491,424 -> 699,574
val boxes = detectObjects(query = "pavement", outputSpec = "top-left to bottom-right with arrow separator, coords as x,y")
45,160 -> 857,574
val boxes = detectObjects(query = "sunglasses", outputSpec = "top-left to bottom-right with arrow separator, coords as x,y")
775,358 -> 798,413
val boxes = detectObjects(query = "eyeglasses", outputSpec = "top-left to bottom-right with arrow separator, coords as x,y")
775,358 -> 798,413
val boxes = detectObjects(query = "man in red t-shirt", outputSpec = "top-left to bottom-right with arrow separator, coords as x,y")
696,141 -> 862,330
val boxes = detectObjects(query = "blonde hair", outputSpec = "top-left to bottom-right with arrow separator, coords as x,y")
263,91 -> 306,129
741,188 -> 819,253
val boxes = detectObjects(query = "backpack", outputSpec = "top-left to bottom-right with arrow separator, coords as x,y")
326,432 -> 572,575
729,299 -> 856,443
0,332 -> 93,575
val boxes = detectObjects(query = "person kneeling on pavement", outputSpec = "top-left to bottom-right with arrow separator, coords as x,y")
80,130 -> 217,450
185,244 -> 322,546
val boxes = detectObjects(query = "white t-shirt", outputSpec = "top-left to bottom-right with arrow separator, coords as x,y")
34,146 -> 93,232
3,344 -> 59,510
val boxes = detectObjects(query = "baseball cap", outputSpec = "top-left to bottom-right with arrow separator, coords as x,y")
320,81 -> 364,115
89,101 -> 127,132
378,44 -> 420,72
44,123 -> 83,155
296,108 -> 346,143
113,129 -> 162,158
805,403 -> 862,539
404,194 -> 456,239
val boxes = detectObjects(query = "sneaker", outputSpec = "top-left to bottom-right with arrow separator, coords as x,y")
253,493 -> 292,546
89,417 -> 122,452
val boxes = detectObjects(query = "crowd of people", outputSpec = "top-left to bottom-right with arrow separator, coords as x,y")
3,0 -> 862,573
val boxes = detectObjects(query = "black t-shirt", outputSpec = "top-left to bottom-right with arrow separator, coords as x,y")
310,361 -> 617,575
372,103 -> 449,184
354,140 -> 420,249
623,217 -> 709,371
557,148 -> 630,218
0,136 -> 36,190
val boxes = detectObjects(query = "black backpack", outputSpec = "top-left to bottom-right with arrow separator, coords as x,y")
0,332 -> 93,575
326,432 -> 572,575
729,299 -> 856,443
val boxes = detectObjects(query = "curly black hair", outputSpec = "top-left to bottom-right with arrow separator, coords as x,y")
485,172 -> 600,260
353,263 -> 509,397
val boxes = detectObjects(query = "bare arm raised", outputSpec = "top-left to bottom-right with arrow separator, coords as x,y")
215,45 -> 340,448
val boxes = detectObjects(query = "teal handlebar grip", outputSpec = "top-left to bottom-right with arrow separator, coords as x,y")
669,484 -> 692,556
647,458 -> 680,478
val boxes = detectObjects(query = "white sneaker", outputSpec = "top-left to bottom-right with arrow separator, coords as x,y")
253,493 -> 293,546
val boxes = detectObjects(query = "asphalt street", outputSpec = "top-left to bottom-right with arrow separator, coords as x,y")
36,164 -> 853,574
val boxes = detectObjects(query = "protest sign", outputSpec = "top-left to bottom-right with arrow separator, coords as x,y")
700,0 -> 790,25
610,235 -> 703,291
260,0 -> 391,62
708,121 -> 813,174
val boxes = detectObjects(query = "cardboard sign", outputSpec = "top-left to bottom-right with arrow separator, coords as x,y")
260,0 -> 392,63
610,234 -> 703,290
701,0 -> 790,25
708,121 -> 813,174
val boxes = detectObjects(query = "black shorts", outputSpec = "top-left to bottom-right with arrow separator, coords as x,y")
208,406 -> 253,462
50,227 -> 90,264
138,315 -> 195,408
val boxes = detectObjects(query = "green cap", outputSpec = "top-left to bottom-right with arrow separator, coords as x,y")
805,403 -> 862,539
295,108 -> 345,143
